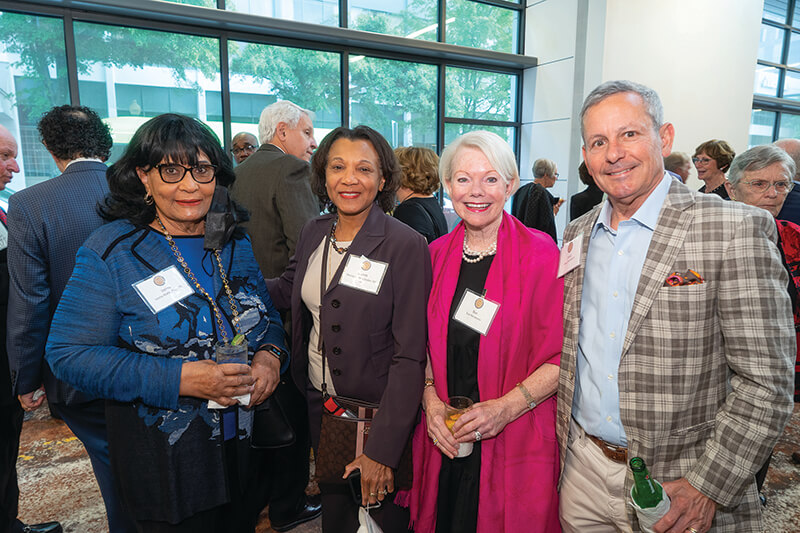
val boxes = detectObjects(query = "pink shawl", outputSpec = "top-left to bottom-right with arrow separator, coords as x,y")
407,212 -> 563,532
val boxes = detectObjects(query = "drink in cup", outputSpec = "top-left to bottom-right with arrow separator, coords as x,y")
212,336 -> 250,406
446,396 -> 474,458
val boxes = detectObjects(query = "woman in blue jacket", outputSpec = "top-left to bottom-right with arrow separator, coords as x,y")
46,114 -> 288,533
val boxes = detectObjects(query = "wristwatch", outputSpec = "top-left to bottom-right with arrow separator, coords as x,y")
516,382 -> 537,411
260,344 -> 288,367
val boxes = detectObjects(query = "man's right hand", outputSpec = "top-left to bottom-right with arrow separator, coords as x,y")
19,387 -> 46,411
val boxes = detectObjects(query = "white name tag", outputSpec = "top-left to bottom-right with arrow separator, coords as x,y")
557,233 -> 583,278
132,265 -> 194,314
453,289 -> 500,336
339,255 -> 388,295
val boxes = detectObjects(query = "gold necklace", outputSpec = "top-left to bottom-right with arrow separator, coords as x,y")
155,215 -> 240,343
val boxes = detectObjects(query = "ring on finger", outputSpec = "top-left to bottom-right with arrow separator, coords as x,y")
369,492 -> 377,497
378,490 -> 387,495
432,437 -> 439,446
686,529 -> 699,533
475,430 -> 482,441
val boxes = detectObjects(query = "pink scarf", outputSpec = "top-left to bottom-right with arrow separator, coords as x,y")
407,212 -> 563,532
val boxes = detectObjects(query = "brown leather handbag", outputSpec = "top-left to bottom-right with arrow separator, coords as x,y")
315,392 -> 413,489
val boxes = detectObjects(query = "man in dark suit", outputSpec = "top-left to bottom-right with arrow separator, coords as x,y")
7,106 -> 135,532
0,126 -> 62,533
232,100 -> 321,532
776,138 -> 800,225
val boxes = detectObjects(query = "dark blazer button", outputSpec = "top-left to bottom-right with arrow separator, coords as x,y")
331,299 -> 341,308
331,324 -> 341,332
332,347 -> 342,355
332,368 -> 342,376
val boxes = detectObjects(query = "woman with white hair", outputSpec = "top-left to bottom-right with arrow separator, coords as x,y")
407,131 -> 563,532
725,144 -> 800,403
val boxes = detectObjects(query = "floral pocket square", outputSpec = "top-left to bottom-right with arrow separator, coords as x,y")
664,269 -> 704,286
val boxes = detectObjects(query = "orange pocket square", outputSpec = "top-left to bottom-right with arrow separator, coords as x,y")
664,269 -> 704,286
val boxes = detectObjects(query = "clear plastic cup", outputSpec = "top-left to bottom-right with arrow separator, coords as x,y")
445,396 -> 474,458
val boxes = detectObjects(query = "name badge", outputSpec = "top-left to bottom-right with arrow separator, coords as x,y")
339,255 -> 388,295
558,233 -> 583,278
132,265 -> 194,314
453,289 -> 500,336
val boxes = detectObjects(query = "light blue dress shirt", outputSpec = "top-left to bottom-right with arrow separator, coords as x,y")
572,173 -> 674,445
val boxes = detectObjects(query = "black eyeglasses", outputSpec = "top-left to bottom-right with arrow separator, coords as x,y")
156,163 -> 217,184
231,144 -> 256,156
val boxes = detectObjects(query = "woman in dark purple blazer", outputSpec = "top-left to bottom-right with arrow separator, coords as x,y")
267,125 -> 431,532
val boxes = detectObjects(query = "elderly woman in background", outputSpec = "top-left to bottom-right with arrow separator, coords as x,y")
393,146 -> 448,243
725,144 -> 800,401
46,114 -> 288,532
409,131 -> 563,532
725,144 -> 800,497
267,125 -> 431,532
694,139 -> 735,198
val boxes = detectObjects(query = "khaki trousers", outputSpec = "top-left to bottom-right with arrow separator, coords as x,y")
559,418 -> 633,533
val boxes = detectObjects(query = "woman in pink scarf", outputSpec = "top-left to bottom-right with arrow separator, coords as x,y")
408,131 -> 563,532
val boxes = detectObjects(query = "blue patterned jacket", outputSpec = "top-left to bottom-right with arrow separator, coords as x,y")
45,219 -> 286,522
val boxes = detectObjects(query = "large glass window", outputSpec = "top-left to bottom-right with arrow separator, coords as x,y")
446,0 -> 518,54
228,40 -> 341,142
349,56 -> 436,148
225,0 -> 339,26
6,0 -> 524,205
349,0 -> 437,41
0,11 -> 70,192
73,21 -> 222,161
753,1 -> 800,143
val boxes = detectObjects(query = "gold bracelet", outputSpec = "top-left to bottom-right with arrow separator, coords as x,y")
516,382 -> 537,410
424,377 -> 435,388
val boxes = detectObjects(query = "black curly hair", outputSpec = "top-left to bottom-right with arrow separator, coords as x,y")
101,113 -> 246,231
37,105 -> 112,161
310,125 -> 400,213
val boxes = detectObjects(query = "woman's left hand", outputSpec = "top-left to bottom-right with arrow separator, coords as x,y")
248,350 -> 280,408
452,397 -> 513,443
343,454 -> 395,508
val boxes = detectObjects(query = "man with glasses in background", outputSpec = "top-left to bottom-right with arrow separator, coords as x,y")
231,131 -> 258,165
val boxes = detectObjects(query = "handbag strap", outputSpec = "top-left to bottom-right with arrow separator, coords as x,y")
319,219 -> 351,398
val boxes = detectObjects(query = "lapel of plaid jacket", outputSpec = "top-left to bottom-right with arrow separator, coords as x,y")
620,180 -> 695,360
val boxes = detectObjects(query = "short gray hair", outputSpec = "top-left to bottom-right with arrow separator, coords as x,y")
258,100 -> 314,145
664,152 -> 690,172
580,80 -> 664,142
532,158 -> 556,179
727,144 -> 796,187
440,130 -> 520,195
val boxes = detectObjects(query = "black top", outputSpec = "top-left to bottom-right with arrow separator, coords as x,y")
510,183 -> 557,242
699,182 -> 730,200
393,196 -> 449,244
436,255 -> 494,533
570,183 -> 604,221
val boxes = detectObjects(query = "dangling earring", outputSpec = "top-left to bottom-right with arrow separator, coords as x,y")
144,192 -> 154,205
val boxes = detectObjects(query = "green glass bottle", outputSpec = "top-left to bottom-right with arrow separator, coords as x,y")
630,457 -> 663,508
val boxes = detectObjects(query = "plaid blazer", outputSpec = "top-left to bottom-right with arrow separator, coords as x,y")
557,179 -> 795,532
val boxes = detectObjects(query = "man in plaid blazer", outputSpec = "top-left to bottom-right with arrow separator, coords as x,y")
557,81 -> 795,533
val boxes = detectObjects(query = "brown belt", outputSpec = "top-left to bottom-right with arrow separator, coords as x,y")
587,434 -> 628,464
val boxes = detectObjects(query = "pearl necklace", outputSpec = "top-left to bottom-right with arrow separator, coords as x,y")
462,239 -> 497,263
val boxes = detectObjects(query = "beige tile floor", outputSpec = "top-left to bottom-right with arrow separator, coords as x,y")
15,404 -> 800,532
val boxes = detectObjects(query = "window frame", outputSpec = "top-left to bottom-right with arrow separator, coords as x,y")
753,0 -> 800,141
